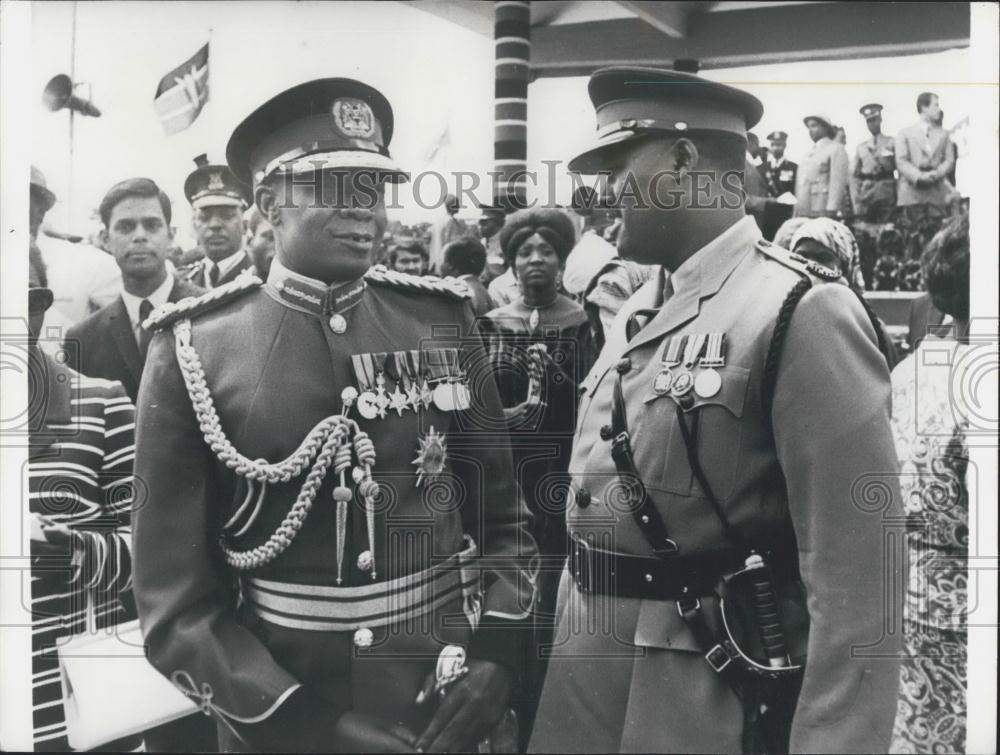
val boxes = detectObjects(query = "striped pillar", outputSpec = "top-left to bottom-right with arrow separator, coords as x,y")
493,0 -> 530,211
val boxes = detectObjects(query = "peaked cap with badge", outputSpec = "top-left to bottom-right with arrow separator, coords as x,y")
531,63 -> 902,755
184,153 -> 248,210
226,77 -> 409,186
569,66 -> 764,173
133,77 -> 535,751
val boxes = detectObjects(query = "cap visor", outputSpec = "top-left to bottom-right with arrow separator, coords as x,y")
272,150 -> 409,183
568,131 -> 641,174
31,185 -> 57,212
191,196 -> 245,210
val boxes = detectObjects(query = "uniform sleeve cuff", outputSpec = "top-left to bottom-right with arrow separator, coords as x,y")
467,617 -> 528,674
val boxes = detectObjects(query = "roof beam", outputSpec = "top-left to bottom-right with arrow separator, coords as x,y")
531,1 -> 970,77
615,1 -> 690,38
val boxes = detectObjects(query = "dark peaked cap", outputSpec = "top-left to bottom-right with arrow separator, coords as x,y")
569,66 -> 764,173
226,78 -> 408,186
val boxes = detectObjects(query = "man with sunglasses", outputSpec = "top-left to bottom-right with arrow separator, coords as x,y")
132,78 -> 535,752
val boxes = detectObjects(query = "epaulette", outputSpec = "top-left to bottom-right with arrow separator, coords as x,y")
754,239 -> 840,282
364,265 -> 472,301
143,273 -> 263,332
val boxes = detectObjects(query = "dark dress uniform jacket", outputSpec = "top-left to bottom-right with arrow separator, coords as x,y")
63,277 -> 203,403
760,157 -> 798,198
180,250 -> 255,289
530,217 -> 902,754
132,265 -> 536,747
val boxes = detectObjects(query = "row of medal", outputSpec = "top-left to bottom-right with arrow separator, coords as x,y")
348,348 -> 471,420
652,332 -> 726,400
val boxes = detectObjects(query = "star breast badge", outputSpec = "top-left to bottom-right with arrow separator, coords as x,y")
412,427 -> 447,487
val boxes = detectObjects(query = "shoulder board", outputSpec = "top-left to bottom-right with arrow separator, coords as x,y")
143,273 -> 262,332
754,239 -> 840,282
364,265 -> 472,301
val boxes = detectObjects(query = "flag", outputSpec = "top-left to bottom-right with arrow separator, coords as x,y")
153,43 -> 209,135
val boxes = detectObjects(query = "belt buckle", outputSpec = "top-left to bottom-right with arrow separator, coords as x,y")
571,535 -> 594,592
705,644 -> 732,673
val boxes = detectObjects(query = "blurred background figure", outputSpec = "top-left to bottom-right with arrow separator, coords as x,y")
388,237 -> 430,276
439,237 -> 496,317
29,166 -> 122,332
480,208 -> 593,749
833,125 -> 847,145
795,113 -> 850,219
245,205 -> 276,279
895,92 -> 958,231
889,213 -> 971,755
562,186 -> 617,298
27,247 -> 140,752
429,193 -> 469,273
851,103 -> 897,224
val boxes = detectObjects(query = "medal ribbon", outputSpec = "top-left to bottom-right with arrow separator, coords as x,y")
681,333 -> 708,369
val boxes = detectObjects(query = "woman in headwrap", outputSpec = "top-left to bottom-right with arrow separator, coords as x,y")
790,216 -> 867,289
479,207 -> 593,746
791,217 -> 898,366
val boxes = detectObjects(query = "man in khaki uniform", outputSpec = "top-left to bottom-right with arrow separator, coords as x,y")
851,103 -> 897,223
530,67 -> 902,754
794,113 -> 850,219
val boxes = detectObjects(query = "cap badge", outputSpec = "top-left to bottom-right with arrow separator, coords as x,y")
208,171 -> 225,191
332,98 -> 376,139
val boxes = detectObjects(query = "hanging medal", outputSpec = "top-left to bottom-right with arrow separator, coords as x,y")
652,336 -> 685,396
418,354 -> 435,412
670,333 -> 707,398
351,354 -> 381,420
373,354 -> 391,419
450,348 -> 472,411
695,333 -> 725,398
388,353 -> 410,417
402,350 -> 423,411
426,349 -> 455,411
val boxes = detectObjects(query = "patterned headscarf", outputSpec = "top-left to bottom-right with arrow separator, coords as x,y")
791,217 -> 866,289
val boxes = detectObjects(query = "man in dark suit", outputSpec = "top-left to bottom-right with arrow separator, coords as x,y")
65,178 -> 204,404
65,178 -> 213,751
177,155 -> 255,288
439,237 -> 497,317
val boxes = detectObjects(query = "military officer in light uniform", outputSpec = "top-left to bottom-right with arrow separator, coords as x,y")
179,156 -> 256,289
794,113 -> 850,219
529,67 -> 902,754
851,104 -> 897,223
133,78 -> 536,752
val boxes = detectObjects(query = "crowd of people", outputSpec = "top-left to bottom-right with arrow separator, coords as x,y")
23,68 -> 973,755
745,92 -> 964,295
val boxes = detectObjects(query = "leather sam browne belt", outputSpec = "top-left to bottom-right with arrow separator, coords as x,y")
570,535 -> 739,601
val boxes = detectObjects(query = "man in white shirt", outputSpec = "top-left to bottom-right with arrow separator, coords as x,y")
30,166 -> 122,332
64,178 -> 204,403
178,156 -> 255,288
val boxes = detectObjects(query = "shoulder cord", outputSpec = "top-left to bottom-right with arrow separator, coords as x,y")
172,319 -> 373,571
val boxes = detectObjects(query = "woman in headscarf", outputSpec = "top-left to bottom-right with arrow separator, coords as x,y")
479,207 -> 593,746
791,217 -> 898,367
889,213 -> 971,754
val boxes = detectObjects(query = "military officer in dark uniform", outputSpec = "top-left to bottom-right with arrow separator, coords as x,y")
133,78 -> 536,752
179,155 -> 256,288
851,104 -> 897,223
760,130 -> 797,198
529,67 -> 902,754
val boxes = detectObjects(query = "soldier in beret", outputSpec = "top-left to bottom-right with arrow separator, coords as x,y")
133,78 -> 536,752
529,67 -> 902,754
851,104 -> 897,224
179,155 -> 256,288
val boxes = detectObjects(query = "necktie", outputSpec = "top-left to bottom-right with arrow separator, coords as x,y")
208,264 -> 220,288
138,299 -> 153,357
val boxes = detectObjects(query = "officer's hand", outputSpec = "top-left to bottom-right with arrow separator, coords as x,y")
332,711 -> 417,753
502,399 -> 543,424
32,515 -> 79,555
414,659 -> 511,752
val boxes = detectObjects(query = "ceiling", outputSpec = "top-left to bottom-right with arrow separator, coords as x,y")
408,1 -> 971,77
